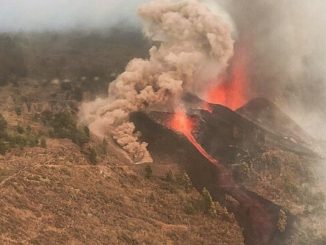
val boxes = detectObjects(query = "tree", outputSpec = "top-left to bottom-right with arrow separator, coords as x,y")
144,165 -> 153,179
88,147 -> 97,165
15,107 -> 22,116
165,170 -> 175,182
277,209 -> 287,233
179,173 -> 192,191
40,138 -> 47,148
0,114 -> 7,131
0,35 -> 27,85
47,111 -> 90,146
202,188 -> 217,217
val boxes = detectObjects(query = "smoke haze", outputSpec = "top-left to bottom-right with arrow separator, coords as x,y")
2,0 -> 326,140
216,0 -> 326,140
0,0 -> 144,32
3,0 -> 326,145
216,1 -> 326,238
80,0 -> 234,163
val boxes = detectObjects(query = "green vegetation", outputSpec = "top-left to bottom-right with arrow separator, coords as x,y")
232,162 -> 251,181
201,188 -> 217,217
16,125 -> 24,134
0,114 -> 40,154
277,209 -> 287,233
183,187 -> 233,220
87,147 -> 98,165
0,35 -> 26,85
40,138 -> 47,148
165,170 -> 175,182
43,111 -> 90,146
0,30 -> 149,91
0,114 -> 7,132
177,172 -> 192,191
144,165 -> 153,179
284,179 -> 326,211
15,107 -> 22,116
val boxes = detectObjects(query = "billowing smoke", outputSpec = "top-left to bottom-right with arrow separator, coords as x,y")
80,0 -> 234,163
214,0 -> 326,239
216,0 -> 326,140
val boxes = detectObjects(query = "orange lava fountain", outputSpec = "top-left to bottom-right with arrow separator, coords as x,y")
204,46 -> 249,110
169,109 -> 218,164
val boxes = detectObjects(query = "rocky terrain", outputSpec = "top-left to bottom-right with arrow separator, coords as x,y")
130,99 -> 326,244
0,33 -> 244,244
0,141 -> 243,244
0,31 -> 325,245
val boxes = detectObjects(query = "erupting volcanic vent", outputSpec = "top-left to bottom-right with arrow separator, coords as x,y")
169,109 -> 219,164
130,105 -> 301,245
204,45 -> 249,110
80,0 -> 235,163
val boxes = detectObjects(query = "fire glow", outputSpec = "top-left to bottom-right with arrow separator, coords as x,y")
204,46 -> 249,110
169,109 -> 218,164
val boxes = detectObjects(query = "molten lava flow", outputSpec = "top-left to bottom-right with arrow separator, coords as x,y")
169,110 -> 218,164
204,46 -> 249,110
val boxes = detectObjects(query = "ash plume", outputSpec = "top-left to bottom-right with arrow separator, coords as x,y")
215,0 -> 326,240
80,0 -> 235,163
217,0 -> 326,140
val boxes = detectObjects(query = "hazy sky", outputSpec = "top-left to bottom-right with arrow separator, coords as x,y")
0,0 -> 145,32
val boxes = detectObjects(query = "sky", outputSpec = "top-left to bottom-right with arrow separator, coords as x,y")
0,0 -> 145,32
1,0 -> 326,139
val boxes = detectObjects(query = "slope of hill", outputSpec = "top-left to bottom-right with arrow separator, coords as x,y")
236,98 -> 312,145
0,141 -> 244,244
0,28 -> 149,90
130,99 -> 325,244
0,79 -> 245,244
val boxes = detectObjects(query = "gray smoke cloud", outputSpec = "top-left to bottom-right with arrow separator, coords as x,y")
215,0 -> 326,239
216,0 -> 326,140
80,0 -> 235,163
0,0 -> 144,32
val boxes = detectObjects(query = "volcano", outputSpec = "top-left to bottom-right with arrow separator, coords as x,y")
130,97 -> 319,245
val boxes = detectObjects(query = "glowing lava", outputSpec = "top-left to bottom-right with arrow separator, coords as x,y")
204,46 -> 249,110
169,110 -> 218,164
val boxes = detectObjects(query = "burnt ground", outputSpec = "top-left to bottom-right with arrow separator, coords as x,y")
130,99 -> 322,245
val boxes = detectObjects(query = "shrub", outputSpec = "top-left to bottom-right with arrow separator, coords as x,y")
202,188 -> 216,217
15,107 -> 22,116
9,133 -> 39,148
184,202 -> 198,215
88,147 -> 98,165
40,138 -> 47,148
200,188 -> 233,219
99,138 -> 108,155
277,209 -> 287,233
46,111 -> 90,146
0,140 -> 8,155
73,87 -> 83,101
0,114 -> 7,131
178,173 -> 192,191
144,165 -> 153,179
233,162 -> 250,181
0,115 -> 39,154
16,125 -> 24,134
165,170 -> 175,182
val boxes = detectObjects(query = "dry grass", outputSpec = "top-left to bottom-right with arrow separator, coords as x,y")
0,140 -> 244,244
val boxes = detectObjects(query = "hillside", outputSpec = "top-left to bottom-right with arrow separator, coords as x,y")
236,98 -> 313,145
0,142 -> 244,244
130,102 -> 326,244
0,29 -> 149,90
0,30 -> 325,245
0,79 -> 244,244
